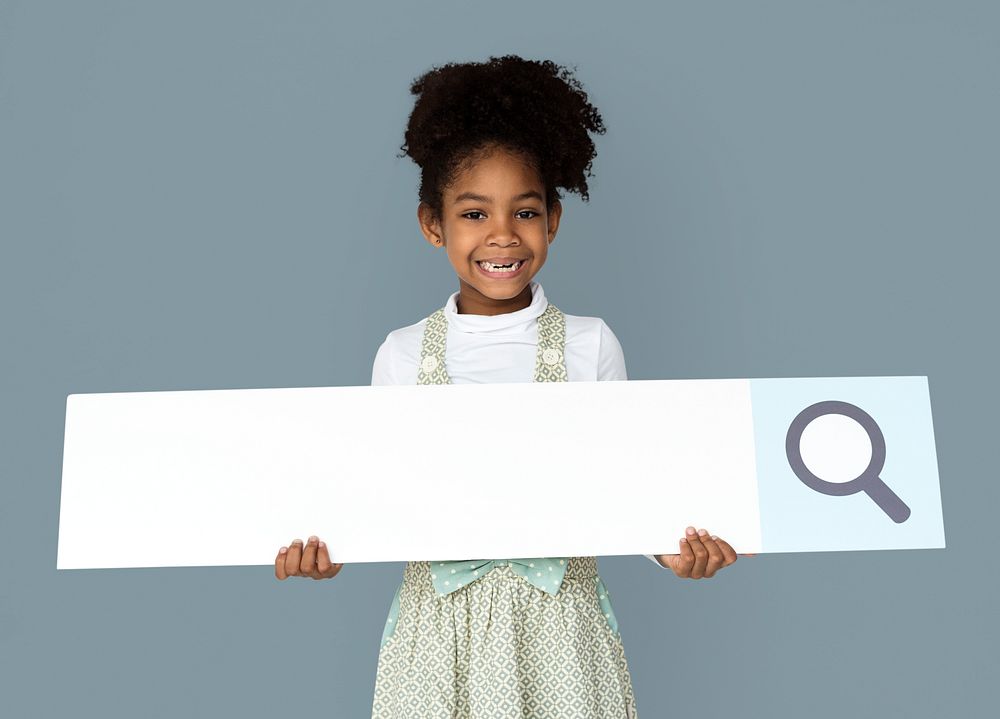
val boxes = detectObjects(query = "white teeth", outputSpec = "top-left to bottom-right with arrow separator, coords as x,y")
479,260 -> 522,272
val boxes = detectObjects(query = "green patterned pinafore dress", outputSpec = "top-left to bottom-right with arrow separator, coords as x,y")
370,302 -> 639,719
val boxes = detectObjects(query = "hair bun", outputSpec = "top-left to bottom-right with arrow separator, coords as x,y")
398,54 -> 606,221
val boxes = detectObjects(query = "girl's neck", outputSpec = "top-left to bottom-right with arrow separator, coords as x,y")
455,282 -> 533,316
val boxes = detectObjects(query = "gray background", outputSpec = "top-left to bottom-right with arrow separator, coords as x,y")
1,1 -> 997,716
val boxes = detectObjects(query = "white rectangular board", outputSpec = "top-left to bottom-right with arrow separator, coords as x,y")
57,377 -> 944,569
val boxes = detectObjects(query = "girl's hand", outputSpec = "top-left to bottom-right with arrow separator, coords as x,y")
274,535 -> 344,581
655,526 -> 754,579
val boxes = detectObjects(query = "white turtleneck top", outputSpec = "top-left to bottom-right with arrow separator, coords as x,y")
370,281 -> 665,569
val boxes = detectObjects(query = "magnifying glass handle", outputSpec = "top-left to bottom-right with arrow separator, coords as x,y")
864,477 -> 911,524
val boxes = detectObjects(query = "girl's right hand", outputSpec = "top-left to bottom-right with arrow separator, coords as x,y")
274,535 -> 344,580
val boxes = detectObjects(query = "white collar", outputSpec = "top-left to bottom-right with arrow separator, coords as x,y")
443,281 -> 549,335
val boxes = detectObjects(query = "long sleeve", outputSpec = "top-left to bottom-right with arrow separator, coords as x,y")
370,334 -> 399,386
595,319 -> 626,381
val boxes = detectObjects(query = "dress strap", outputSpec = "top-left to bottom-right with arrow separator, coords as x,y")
416,308 -> 451,385
533,303 -> 568,382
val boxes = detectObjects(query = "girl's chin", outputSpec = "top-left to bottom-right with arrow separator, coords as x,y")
473,285 -> 526,299
462,276 -> 531,300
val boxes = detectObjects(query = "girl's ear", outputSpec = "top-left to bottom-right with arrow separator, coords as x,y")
547,199 -> 562,244
417,202 -> 445,247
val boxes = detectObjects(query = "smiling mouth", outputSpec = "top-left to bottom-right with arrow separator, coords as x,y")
476,259 -> 525,274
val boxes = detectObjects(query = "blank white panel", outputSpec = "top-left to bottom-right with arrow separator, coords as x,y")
57,379 -> 762,569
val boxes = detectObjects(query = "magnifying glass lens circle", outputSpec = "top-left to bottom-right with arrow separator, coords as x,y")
799,414 -> 873,483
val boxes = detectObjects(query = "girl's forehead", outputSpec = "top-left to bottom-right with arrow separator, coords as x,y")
447,153 -> 544,198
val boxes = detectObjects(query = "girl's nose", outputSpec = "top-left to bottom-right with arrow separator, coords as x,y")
486,215 -> 519,245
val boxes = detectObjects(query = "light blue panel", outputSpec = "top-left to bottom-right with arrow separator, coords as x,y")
750,376 -> 945,554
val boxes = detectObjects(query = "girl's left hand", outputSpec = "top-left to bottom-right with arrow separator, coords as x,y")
654,526 -> 754,579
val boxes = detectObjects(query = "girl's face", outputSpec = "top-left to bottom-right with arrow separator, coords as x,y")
417,147 -> 562,315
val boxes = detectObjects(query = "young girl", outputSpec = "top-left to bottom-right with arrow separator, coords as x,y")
275,55 -> 743,718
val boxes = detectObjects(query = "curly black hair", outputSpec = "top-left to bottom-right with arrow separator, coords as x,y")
397,54 -> 607,223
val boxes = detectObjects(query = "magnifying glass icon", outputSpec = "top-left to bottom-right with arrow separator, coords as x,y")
785,400 -> 911,523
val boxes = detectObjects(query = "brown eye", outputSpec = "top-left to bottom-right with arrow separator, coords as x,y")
517,210 -> 539,219
463,211 -> 485,220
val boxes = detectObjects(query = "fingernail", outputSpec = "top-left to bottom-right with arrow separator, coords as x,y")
319,541 -> 325,548
686,527 -> 696,535
711,535 -> 718,540
279,547 -> 287,554
292,539 -> 302,545
697,529 -> 707,536
308,536 -> 317,544
680,537 -> 687,543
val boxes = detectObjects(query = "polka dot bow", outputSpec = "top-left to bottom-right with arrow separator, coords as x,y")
430,558 -> 570,597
